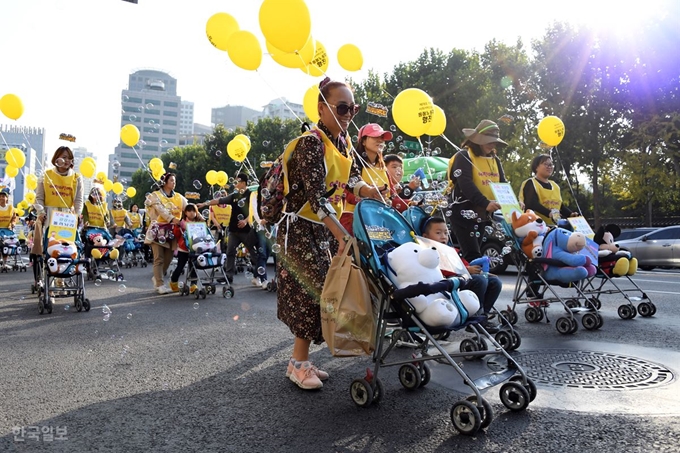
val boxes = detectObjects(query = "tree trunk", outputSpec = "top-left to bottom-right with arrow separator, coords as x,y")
592,160 -> 601,230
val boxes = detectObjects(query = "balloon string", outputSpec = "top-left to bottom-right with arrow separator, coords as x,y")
255,71 -> 305,125
552,145 -> 583,215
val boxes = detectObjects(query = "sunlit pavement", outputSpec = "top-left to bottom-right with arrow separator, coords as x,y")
1,260 -> 679,452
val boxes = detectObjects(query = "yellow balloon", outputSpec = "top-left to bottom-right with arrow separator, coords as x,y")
302,84 -> 320,123
120,124 -> 140,147
266,37 -> 315,69
205,12 -> 240,51
300,40 -> 328,77
82,156 -> 96,166
216,171 -> 228,187
16,208 -> 25,217
206,170 -> 218,186
5,165 -> 18,178
103,179 -> 113,192
425,105 -> 447,136
0,94 -> 24,120
25,192 -> 36,204
259,0 -> 311,53
392,88 -> 434,137
5,148 -> 26,168
149,158 -> 163,172
226,30 -> 262,71
152,168 -> 164,181
18,200 -> 29,210
126,187 -> 137,198
337,44 -> 363,72
26,174 -> 37,190
227,138 -> 248,162
234,134 -> 251,152
96,171 -> 107,182
80,160 -> 96,179
537,116 -> 565,147
112,182 -> 124,195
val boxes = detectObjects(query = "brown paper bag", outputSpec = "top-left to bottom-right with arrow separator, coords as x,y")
320,238 -> 375,357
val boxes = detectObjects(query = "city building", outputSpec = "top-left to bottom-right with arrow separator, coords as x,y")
211,105 -> 259,130
0,125 -> 45,203
180,123 -> 212,147
180,101 -> 194,136
109,69 -> 182,181
72,147 -> 96,199
255,98 -> 306,122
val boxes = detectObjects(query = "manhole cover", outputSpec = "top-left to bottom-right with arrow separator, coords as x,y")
488,350 -> 674,389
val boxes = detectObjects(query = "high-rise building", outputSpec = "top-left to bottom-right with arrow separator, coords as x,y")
180,101 -> 194,136
109,69 -> 182,181
0,125 -> 45,203
72,147 -> 96,199
180,123 -> 212,147
255,98 -> 306,122
211,105 -> 259,130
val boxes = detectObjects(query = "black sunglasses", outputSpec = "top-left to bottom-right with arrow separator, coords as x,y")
327,103 -> 360,116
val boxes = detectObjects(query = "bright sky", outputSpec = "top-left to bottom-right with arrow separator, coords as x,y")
0,0 -> 671,168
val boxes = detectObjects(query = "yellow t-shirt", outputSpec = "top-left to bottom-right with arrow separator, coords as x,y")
43,169 -> 78,209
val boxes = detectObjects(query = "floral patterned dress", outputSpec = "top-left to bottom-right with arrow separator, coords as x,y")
276,122 -> 360,343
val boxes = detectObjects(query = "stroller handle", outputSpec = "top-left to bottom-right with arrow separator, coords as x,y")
391,277 -> 466,300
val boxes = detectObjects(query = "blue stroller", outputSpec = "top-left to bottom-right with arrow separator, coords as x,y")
0,227 -> 27,272
349,199 -> 536,435
181,222 -> 234,299
37,215 -> 90,315
82,227 -> 124,283
118,228 -> 147,268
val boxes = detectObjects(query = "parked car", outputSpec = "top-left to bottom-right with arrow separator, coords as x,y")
616,227 -> 657,242
617,225 -> 680,270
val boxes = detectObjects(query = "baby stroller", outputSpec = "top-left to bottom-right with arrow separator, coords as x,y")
180,222 -> 234,299
118,228 -> 148,268
403,206 -> 521,350
82,227 -> 124,284
349,199 -> 536,435
499,218 -> 604,335
0,228 -> 27,272
36,213 -> 90,314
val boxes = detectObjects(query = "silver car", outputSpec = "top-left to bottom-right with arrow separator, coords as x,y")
617,225 -> 680,270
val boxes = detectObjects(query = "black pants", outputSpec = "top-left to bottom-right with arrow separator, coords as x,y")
450,216 -> 484,263
171,251 -> 196,283
225,230 -> 263,279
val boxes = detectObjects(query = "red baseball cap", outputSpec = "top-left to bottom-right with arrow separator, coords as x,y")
358,123 -> 393,142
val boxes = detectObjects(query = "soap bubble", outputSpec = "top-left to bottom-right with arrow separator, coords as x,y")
193,180 -> 202,190
271,244 -> 281,254
257,266 -> 266,275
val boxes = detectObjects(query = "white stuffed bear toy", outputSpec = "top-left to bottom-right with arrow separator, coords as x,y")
387,242 -> 462,327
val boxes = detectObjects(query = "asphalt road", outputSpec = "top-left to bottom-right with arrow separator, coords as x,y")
1,257 -> 680,452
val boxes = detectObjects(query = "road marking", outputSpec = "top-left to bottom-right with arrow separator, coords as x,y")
632,279 -> 680,285
642,290 -> 680,295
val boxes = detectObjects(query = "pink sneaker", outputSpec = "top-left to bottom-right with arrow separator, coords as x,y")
288,361 -> 323,389
286,359 -> 329,381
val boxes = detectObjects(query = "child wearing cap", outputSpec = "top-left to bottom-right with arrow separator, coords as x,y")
339,123 -> 393,233
0,189 -> 18,270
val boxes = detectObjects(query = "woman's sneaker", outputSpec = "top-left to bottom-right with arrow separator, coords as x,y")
286,358 -> 328,381
288,361 -> 324,389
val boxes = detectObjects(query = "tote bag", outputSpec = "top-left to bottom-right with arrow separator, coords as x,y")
320,238 -> 375,357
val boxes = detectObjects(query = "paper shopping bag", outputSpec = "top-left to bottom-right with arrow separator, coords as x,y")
320,238 -> 375,357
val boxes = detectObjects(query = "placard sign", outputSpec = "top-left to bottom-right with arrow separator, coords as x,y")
49,211 -> 78,242
490,183 -> 522,224
567,216 -> 595,239
185,222 -> 207,249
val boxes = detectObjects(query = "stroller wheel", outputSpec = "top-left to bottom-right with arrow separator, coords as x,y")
510,330 -> 522,350
75,296 -> 83,312
466,395 -> 493,429
637,302 -> 653,317
495,330 -> 514,351
371,377 -> 385,404
83,298 -> 91,312
582,312 -> 599,330
504,310 -> 518,325
38,298 -> 45,315
565,299 -> 580,309
587,297 -> 602,310
525,307 -> 540,323
499,382 -> 530,412
509,376 -> 537,402
649,303 -> 657,316
418,363 -> 431,387
618,304 -> 635,320
223,287 -> 234,299
555,317 -> 573,335
349,378 -> 374,408
398,364 -> 422,391
460,338 -> 481,361
201,290 -> 206,299
450,400 -> 481,435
